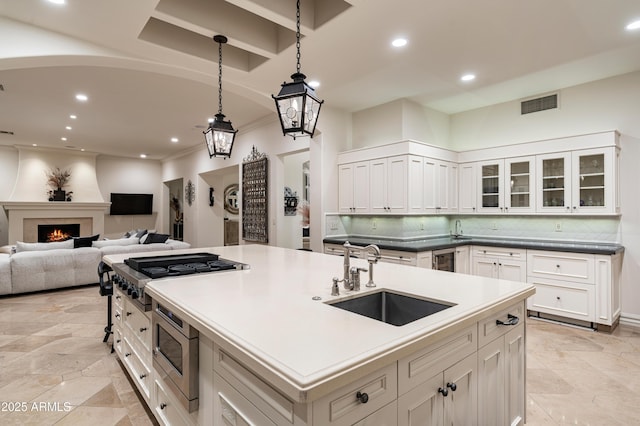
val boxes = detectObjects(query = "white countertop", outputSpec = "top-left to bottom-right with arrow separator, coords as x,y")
104,245 -> 535,402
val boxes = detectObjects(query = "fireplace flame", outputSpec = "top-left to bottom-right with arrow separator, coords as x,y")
47,229 -> 72,242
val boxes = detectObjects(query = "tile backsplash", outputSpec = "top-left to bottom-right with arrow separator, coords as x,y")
325,214 -> 621,243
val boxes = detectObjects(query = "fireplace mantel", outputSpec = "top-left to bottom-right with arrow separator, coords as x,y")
2,201 -> 111,244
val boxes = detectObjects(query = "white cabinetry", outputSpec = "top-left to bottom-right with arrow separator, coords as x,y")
397,325 -> 478,426
477,302 -> 526,426
536,147 -> 619,215
338,161 -> 369,213
458,162 -> 477,214
424,158 -> 458,214
471,246 -> 526,282
477,160 -> 504,214
455,245 -> 470,274
370,156 -> 408,214
475,157 -> 535,214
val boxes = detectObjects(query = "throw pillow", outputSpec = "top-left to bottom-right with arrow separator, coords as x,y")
134,229 -> 148,238
15,239 -> 74,252
73,234 -> 100,248
92,238 -> 140,248
142,233 -> 170,244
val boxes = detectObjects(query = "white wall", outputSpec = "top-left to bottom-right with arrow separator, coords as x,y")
280,151 -> 309,250
0,146 -> 19,246
96,155 -> 163,238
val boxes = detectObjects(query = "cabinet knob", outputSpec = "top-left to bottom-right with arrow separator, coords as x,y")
139,373 -> 146,379
356,391 -> 369,404
126,312 -> 132,317
116,339 -> 121,344
160,403 -> 167,410
447,382 -> 457,392
557,296 -> 561,300
438,387 -> 449,397
115,314 -> 120,319
139,327 -> 147,333
556,264 -> 560,268
125,352 -> 131,357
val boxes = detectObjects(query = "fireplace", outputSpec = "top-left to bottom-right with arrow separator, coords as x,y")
38,224 -> 80,242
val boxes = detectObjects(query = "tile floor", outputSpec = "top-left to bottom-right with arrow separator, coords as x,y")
1,285 -> 639,425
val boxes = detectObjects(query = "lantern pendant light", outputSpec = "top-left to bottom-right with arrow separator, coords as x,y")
272,0 -> 323,139
204,35 -> 237,159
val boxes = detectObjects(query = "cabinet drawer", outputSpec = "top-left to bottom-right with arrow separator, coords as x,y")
122,338 -> 152,401
313,363 -> 397,426
214,347 -> 300,425
114,291 -> 124,310
472,246 -> 526,260
398,324 -> 476,395
214,372 -> 277,426
154,377 -> 194,426
123,302 -> 151,352
527,278 -> 595,322
379,249 -> 416,266
478,301 -> 526,348
527,250 -> 594,284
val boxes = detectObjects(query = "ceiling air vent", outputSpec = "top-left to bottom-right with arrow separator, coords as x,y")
0,84 -> 4,91
521,93 -> 558,115
0,130 -> 14,135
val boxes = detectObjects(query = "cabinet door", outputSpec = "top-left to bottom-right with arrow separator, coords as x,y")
571,148 -> 614,214
369,158 -> 388,213
444,353 -> 477,426
477,336 -> 505,426
505,156 -> 535,214
397,373 -> 443,426
446,162 -> 459,213
459,163 -> 477,214
477,160 -> 504,214
387,156 -> 408,213
455,246 -> 470,274
537,152 -> 571,213
498,260 -> 526,282
505,325 -> 525,426
338,163 -> 355,213
353,161 -> 370,213
423,158 -> 438,213
473,257 -> 497,278
408,156 -> 424,213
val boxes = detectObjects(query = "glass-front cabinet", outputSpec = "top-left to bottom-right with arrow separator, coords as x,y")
477,160 -> 504,214
505,156 -> 536,213
536,147 -> 618,215
536,152 -> 572,213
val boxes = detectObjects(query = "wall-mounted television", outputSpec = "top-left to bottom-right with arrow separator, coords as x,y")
110,193 -> 153,215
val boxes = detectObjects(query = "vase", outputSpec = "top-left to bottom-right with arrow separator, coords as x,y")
53,189 -> 66,201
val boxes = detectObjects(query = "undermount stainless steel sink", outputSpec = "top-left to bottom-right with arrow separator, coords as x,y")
328,290 -> 455,326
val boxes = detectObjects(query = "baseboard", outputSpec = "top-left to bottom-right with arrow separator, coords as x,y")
620,313 -> 640,329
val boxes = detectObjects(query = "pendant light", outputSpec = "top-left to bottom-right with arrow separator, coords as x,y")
204,35 -> 237,159
272,0 -> 323,139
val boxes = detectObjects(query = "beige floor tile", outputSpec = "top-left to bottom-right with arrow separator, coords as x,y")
54,406 -> 129,426
32,376 -> 112,406
0,374 -> 62,401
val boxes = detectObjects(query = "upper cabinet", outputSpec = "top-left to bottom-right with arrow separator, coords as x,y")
536,147 -> 619,215
337,131 -> 620,216
338,161 -> 370,213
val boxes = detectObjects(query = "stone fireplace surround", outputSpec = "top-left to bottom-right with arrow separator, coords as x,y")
2,202 -> 111,244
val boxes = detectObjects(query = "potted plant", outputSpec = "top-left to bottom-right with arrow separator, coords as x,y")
46,167 -> 71,201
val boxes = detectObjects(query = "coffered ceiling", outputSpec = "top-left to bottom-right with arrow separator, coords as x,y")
1,0 -> 640,159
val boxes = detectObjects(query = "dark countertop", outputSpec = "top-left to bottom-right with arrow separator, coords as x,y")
323,235 -> 624,255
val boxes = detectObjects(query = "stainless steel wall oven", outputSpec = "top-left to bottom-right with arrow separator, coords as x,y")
152,300 -> 199,412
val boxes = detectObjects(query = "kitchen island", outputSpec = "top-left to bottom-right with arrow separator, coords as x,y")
104,245 -> 535,425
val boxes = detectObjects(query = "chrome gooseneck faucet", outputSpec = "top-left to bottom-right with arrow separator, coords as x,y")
339,241 -> 381,291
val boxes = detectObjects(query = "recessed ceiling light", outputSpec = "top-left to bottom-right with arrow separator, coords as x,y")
80,148 -> 85,152
171,137 -> 179,143
392,38 -> 408,48
461,73 -> 476,82
75,93 -> 88,102
626,20 -> 640,31
69,114 -> 77,119
308,80 -> 320,88
65,126 -> 72,130
61,137 -> 67,141
32,143 -> 37,147
140,154 -> 147,159
47,0 -> 66,5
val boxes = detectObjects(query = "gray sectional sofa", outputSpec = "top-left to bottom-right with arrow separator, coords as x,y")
0,236 -> 190,296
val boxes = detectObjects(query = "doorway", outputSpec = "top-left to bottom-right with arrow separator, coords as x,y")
281,150 -> 310,250
165,178 -> 183,241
